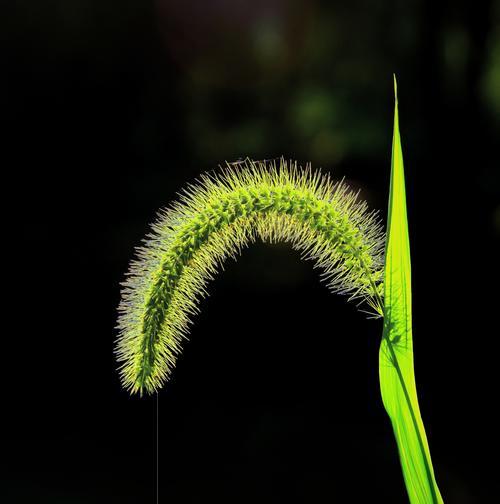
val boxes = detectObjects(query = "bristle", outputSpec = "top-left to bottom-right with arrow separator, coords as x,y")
115,159 -> 385,395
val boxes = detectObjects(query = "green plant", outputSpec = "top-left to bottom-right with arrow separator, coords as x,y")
115,79 -> 443,503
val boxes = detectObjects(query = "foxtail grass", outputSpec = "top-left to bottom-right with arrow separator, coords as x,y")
116,161 -> 385,395
115,78 -> 443,503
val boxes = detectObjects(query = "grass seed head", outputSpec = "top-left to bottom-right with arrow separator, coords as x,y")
115,158 -> 385,395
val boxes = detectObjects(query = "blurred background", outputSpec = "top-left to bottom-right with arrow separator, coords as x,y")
2,0 -> 499,502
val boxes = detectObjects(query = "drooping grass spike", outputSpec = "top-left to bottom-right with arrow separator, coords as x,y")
115,159 -> 385,395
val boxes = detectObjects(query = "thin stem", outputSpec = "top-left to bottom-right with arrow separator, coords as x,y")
357,251 -> 438,503
384,339 -> 439,504
156,392 -> 159,504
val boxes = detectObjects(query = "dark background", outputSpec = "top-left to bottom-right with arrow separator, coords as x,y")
2,0 -> 499,502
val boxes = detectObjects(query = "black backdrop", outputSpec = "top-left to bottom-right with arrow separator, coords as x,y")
2,1 -> 499,502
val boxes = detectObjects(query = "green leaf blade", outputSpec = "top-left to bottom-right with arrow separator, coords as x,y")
379,76 -> 443,504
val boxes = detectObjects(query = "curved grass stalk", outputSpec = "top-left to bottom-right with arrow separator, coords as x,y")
115,79 -> 443,503
115,160 -> 385,395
